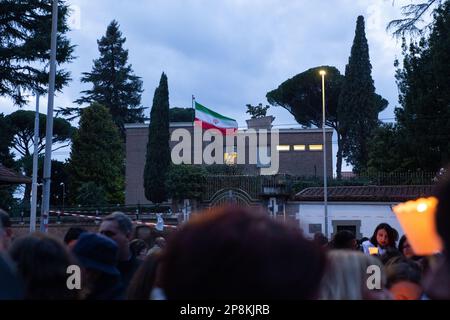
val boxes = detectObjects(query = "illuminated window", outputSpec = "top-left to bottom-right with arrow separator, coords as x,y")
293,145 -> 306,151
276,145 -> 290,151
224,152 -> 238,165
309,144 -> 323,151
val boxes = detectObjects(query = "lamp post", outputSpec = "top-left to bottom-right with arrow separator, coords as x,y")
319,69 -> 328,238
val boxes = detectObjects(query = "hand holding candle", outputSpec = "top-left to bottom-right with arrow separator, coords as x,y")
392,197 -> 443,256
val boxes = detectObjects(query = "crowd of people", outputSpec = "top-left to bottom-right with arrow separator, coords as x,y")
1,176 -> 450,300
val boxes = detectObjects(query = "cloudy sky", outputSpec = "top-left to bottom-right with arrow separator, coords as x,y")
1,0 -> 414,170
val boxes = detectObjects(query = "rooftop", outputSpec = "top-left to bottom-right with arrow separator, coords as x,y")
0,164 -> 32,185
295,185 -> 435,202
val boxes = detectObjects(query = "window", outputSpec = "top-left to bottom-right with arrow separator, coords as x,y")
293,145 -> 306,151
276,145 -> 290,151
309,144 -> 323,151
309,224 -> 322,234
224,151 -> 237,165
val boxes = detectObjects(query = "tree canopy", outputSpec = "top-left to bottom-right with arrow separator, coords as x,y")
0,0 -> 75,106
68,103 -> 124,205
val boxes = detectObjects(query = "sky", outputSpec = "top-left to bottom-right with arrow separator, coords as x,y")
1,0 -> 415,172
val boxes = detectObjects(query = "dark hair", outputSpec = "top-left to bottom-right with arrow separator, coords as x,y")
9,233 -> 81,300
331,230 -> 356,250
385,256 -> 422,288
0,209 -> 11,228
129,239 -> 149,258
160,205 -> 327,300
126,253 -> 160,300
63,227 -> 87,245
398,235 -> 407,254
435,173 -> 450,259
370,223 -> 398,248
313,232 -> 328,246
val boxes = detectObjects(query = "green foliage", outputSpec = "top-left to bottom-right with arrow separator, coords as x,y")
0,113 -> 15,168
338,16 -> 388,173
369,2 -> 450,172
266,65 -> 347,177
71,20 -> 145,136
75,182 -> 108,207
203,164 -> 246,175
0,0 -> 75,106
166,165 -> 207,200
68,103 -> 124,205
144,73 -> 170,204
169,107 -> 194,122
246,103 -> 270,119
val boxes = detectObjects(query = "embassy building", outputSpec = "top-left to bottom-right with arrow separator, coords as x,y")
125,116 -> 333,206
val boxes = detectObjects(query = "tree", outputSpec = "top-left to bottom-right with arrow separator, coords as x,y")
144,73 -> 170,204
393,1 -> 450,171
0,0 -> 75,106
267,66 -> 346,177
75,182 -> 107,207
5,110 -> 74,205
388,0 -> 443,37
246,103 -> 270,119
368,1 -> 450,173
0,113 -> 17,209
65,20 -> 145,137
169,107 -> 194,122
68,103 -> 124,205
166,165 -> 206,201
338,16 -> 388,173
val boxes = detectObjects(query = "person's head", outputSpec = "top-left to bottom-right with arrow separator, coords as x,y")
73,232 -> 121,299
160,205 -> 326,300
126,252 -> 161,300
313,232 -> 328,247
370,223 -> 397,248
385,256 -> 423,300
99,212 -> 133,260
154,237 -> 166,248
331,230 -> 357,250
9,233 -> 80,300
398,235 -> 416,259
63,227 -> 87,250
129,239 -> 149,261
0,209 -> 13,251
319,250 -> 389,300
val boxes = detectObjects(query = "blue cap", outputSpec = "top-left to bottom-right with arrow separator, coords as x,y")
73,233 -> 120,276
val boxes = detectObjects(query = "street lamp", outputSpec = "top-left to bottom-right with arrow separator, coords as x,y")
319,69 -> 328,238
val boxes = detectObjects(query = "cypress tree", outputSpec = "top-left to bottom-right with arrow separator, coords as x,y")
338,16 -> 387,173
144,73 -> 171,204
68,103 -> 124,205
74,20 -> 145,137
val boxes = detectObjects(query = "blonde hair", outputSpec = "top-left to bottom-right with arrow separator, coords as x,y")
319,250 -> 386,300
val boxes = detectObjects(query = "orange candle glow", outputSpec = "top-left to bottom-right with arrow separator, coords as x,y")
392,197 -> 443,256
368,247 -> 379,255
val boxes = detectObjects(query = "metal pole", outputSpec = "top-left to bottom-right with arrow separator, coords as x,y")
321,71 -> 328,238
40,0 -> 58,233
30,92 -> 40,233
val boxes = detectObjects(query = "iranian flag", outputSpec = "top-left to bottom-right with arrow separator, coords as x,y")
194,101 -> 238,135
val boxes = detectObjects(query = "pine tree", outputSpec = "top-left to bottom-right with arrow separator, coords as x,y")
338,16 -> 388,173
74,20 -> 145,136
0,0 -> 74,106
144,73 -> 170,204
68,103 -> 124,205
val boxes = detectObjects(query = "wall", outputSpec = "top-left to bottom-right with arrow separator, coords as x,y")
296,202 -> 404,240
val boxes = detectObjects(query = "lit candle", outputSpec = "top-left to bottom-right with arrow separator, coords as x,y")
368,247 -> 379,255
392,197 -> 443,255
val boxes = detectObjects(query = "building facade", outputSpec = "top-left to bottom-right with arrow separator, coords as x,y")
125,119 -> 333,205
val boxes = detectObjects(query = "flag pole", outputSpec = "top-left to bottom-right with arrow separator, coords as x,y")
192,95 -> 195,125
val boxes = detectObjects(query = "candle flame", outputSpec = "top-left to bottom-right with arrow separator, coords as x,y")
417,203 -> 428,213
